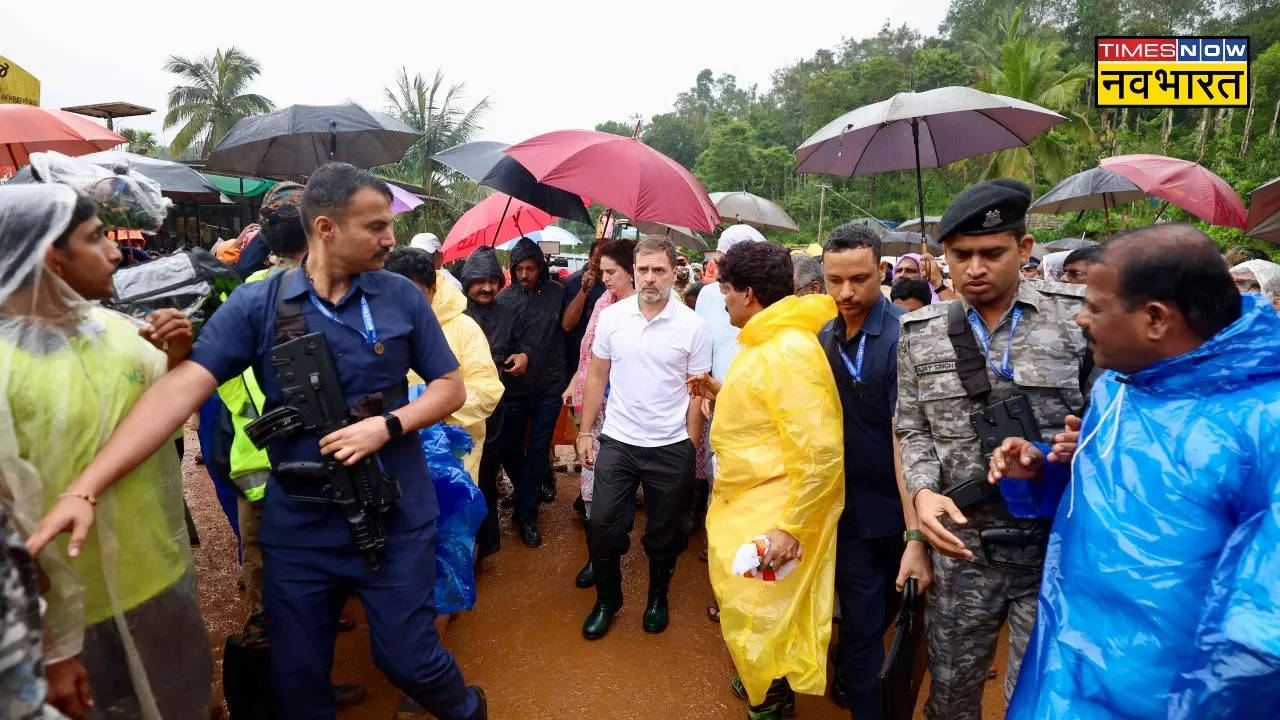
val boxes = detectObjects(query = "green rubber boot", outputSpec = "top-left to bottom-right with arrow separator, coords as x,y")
642,554 -> 677,633
582,557 -> 622,640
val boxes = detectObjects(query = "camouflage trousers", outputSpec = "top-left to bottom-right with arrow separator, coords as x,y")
923,552 -> 1041,720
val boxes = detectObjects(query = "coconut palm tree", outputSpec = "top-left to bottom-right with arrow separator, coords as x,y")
379,67 -> 491,237
974,7 -> 1095,192
117,128 -> 159,157
162,47 -> 274,160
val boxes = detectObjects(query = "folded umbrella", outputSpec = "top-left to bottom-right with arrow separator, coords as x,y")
506,129 -> 720,233
0,104 -> 127,175
204,102 -> 421,177
442,193 -> 554,264
431,141 -> 590,225
708,190 -> 799,232
1100,154 -> 1247,229
1246,176 -> 1280,244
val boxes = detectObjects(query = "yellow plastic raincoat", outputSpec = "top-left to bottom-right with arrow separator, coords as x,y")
410,274 -> 503,482
707,293 -> 845,705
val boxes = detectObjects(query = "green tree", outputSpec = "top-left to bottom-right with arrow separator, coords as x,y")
857,56 -> 910,103
595,120 -> 633,136
912,47 -> 972,91
379,67 -> 491,239
162,47 -> 274,160
975,7 -> 1094,191
117,128 -> 159,157
641,112 -> 704,167
800,69 -> 860,137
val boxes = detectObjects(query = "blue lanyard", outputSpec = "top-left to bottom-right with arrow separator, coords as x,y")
308,293 -> 381,352
966,306 -> 1022,381
837,333 -> 867,384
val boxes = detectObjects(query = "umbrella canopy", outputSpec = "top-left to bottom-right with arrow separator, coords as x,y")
387,183 -> 424,214
631,220 -> 709,252
204,103 -> 421,177
431,140 -> 591,225
442,193 -> 554,264
708,190 -> 799,232
1100,154 -> 1247,229
0,105 -> 127,175
515,225 -> 585,252
1245,176 -> 1280,244
1043,237 -> 1098,252
506,130 -> 720,233
79,150 -> 227,203
880,231 -> 941,256
893,216 -> 941,237
1029,167 -> 1145,214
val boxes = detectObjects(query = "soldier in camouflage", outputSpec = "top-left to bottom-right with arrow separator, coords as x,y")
895,179 -> 1092,720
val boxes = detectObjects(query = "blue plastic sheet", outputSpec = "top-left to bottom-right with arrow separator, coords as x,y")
1007,294 -> 1280,719
409,384 -> 487,614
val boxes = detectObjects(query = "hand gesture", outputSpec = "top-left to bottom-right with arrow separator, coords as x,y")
25,494 -> 96,559
504,353 -> 529,376
1048,414 -> 1082,464
138,309 -> 193,364
319,415 -> 391,466
913,489 -> 973,560
987,437 -> 1044,485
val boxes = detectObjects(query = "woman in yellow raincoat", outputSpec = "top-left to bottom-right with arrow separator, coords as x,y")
695,241 -> 844,720
389,249 -> 504,483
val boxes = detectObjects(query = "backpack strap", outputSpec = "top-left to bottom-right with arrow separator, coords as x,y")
946,301 -> 991,402
273,268 -> 307,344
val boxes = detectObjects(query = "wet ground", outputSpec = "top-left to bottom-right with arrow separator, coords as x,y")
185,432 -> 1007,719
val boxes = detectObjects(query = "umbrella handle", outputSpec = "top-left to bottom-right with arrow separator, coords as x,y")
329,120 -> 337,159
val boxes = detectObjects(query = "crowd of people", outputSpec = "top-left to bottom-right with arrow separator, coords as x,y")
0,152 -> 1277,720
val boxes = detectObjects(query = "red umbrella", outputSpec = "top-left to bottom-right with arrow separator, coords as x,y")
505,129 -> 720,233
1246,176 -> 1280,244
1100,154 -> 1247,229
0,105 -> 127,176
441,192 -> 555,264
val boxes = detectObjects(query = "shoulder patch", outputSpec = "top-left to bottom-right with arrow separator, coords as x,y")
901,299 -> 953,325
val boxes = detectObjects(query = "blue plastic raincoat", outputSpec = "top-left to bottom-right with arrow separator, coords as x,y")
1007,293 -> 1280,720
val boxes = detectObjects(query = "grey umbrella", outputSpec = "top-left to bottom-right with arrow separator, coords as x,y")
708,191 -> 799,232
880,231 -> 941,256
1043,237 -> 1098,252
79,150 -> 229,203
1029,167 -> 1145,236
204,103 -> 421,177
631,220 -> 709,252
894,216 -> 941,237
795,87 -> 1065,249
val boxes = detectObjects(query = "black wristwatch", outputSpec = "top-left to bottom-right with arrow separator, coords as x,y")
382,412 -> 403,438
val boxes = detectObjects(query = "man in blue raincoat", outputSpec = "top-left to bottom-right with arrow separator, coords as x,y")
989,224 -> 1280,719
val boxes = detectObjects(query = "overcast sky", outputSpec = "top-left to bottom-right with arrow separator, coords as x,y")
8,0 -> 950,148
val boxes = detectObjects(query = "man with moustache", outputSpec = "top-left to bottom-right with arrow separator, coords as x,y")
29,163 -> 487,720
817,223 -> 932,717
575,235 -> 709,640
895,179 -> 1092,720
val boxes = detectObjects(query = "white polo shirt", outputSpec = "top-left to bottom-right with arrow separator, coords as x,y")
592,292 -> 711,447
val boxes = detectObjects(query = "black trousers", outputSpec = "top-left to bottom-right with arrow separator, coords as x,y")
835,534 -> 903,720
587,435 -> 696,560
476,403 -> 505,557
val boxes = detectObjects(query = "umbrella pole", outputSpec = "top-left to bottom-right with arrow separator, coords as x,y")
599,209 -> 614,241
491,195 -> 514,246
911,118 -> 927,254
1103,194 -> 1112,237
1152,200 -> 1169,223
817,185 -> 826,242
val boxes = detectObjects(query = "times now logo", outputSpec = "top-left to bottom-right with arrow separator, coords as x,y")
1097,37 -> 1249,62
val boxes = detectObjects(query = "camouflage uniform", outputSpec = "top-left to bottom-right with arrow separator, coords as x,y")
896,279 -> 1090,720
0,508 -> 66,719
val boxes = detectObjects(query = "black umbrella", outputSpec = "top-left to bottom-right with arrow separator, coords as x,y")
1029,167 -> 1145,236
204,103 -> 421,177
880,231 -> 941,256
431,141 -> 591,225
79,150 -> 228,203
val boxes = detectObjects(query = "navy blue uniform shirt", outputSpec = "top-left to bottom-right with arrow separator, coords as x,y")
819,294 -> 907,541
190,267 -> 459,548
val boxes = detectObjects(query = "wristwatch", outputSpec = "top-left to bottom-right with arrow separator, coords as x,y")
382,412 -> 403,438
903,529 -> 927,545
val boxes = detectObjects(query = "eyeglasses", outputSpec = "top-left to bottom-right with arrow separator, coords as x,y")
1235,279 -> 1262,292
1063,269 -> 1088,281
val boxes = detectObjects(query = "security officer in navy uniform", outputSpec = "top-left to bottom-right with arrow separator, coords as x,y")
44,163 -> 488,720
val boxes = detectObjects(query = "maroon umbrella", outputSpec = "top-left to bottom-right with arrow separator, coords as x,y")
505,130 -> 720,233
1246,176 -> 1280,243
1100,154 -> 1247,229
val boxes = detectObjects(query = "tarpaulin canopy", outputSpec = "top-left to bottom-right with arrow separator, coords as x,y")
202,173 -> 276,198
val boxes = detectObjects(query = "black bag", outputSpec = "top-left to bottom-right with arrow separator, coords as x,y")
223,634 -> 272,720
878,579 -> 928,720
107,247 -> 241,329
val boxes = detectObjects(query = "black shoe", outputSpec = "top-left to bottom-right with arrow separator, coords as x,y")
731,676 -> 797,717
642,554 -> 677,633
582,558 -> 623,640
539,471 -> 557,503
470,686 -> 488,720
830,664 -> 849,708
575,558 -> 595,588
334,683 -> 367,710
519,519 -> 542,548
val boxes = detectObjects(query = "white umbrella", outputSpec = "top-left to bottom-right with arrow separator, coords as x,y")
708,190 -> 799,232
795,86 -> 1065,247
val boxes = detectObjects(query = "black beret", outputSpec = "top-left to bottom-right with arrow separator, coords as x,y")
938,178 -> 1032,242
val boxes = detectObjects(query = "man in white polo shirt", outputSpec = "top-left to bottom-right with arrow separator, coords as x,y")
575,235 -> 711,641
